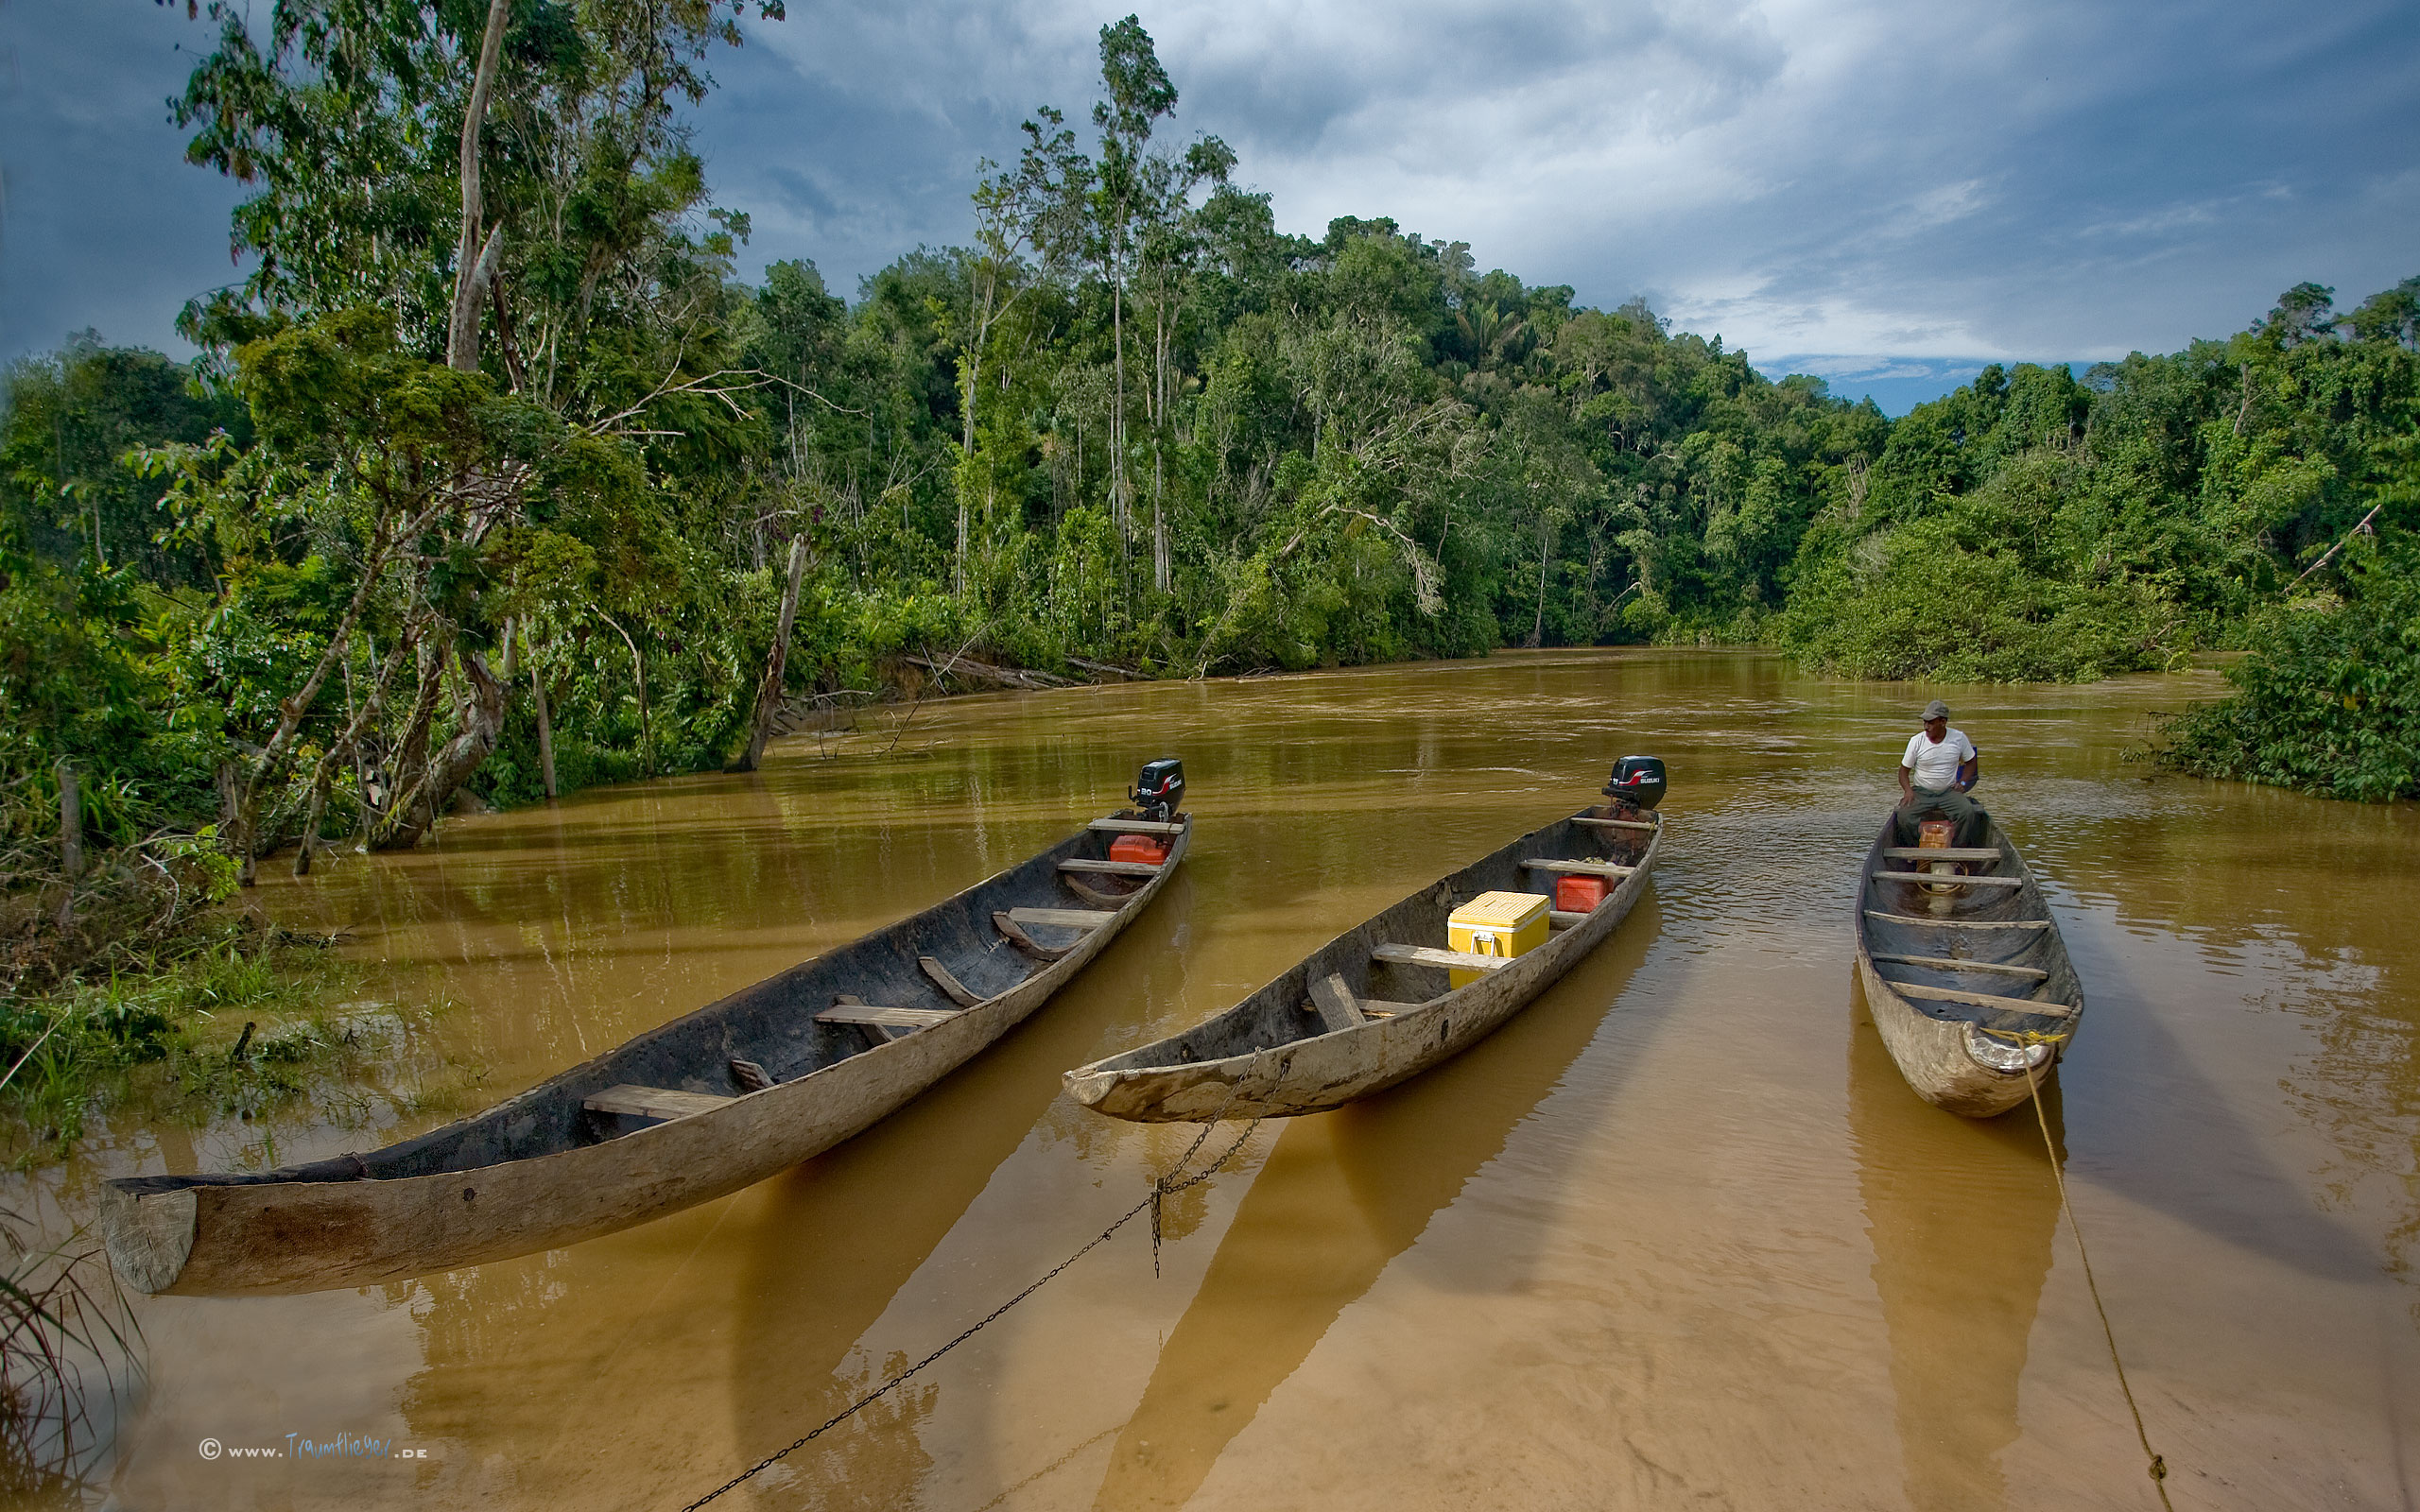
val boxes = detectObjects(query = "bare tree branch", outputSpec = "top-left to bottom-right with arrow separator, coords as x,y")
447,0 -> 513,373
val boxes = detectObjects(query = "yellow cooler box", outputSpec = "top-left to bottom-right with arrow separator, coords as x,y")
1446,890 -> 1550,988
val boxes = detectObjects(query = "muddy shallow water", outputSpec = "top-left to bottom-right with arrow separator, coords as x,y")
33,648 -> 2420,1509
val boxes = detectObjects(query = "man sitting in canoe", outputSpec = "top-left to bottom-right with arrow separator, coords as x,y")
1895,698 -> 1986,846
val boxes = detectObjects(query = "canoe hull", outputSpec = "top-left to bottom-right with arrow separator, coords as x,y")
1063,809 -> 1658,1122
1854,817 -> 2082,1119
1857,954 -> 2041,1119
106,818 -> 1186,1297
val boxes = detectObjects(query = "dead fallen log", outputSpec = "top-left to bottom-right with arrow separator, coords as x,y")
1064,655 -> 1148,680
901,654 -> 1076,691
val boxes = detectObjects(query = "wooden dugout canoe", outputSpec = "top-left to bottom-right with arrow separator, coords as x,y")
1062,800 -> 1661,1122
102,809 -> 1191,1297
1854,815 -> 2083,1118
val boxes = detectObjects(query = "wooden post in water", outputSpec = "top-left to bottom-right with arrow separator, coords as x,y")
56,759 -> 80,928
735,535 -> 809,773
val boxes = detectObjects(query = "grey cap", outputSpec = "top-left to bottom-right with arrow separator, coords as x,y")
1921,698 -> 1951,721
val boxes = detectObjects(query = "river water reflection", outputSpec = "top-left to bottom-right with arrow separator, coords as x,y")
53,649 -> 2420,1509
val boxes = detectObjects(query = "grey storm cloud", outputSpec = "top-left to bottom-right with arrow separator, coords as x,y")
1,0 -> 247,362
5,0 -> 2417,411
698,0 -> 2420,378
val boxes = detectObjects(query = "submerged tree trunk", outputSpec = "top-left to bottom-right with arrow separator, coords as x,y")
736,537 -> 810,773
379,637 -> 448,835
293,765 -> 330,877
372,647 -> 506,850
530,628 -> 558,800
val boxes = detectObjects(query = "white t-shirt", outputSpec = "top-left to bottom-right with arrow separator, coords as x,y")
1901,728 -> 1978,791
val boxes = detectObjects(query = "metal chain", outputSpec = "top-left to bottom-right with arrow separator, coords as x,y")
676,1095 -> 1267,1512
1153,1074 -> 1262,1279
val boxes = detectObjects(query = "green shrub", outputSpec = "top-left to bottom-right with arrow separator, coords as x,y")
1781,508 -> 2178,682
2160,533 -> 2420,799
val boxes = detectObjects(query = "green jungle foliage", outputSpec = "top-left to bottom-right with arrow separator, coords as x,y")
3,0 -> 2417,1025
1779,290 -> 2420,680
2158,531 -> 2420,801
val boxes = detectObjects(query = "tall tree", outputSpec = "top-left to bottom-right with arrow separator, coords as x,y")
954,108 -> 1089,592
167,0 -> 779,864
1086,15 -> 1179,569
1132,134 -> 1236,593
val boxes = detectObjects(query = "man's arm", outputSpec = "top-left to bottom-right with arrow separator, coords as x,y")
1957,753 -> 1979,792
1898,763 -> 1915,802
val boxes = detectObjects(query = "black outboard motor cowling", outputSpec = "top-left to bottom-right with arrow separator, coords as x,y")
1604,755 -> 1668,811
1132,758 -> 1185,822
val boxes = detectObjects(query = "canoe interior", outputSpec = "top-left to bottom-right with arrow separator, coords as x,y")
1081,805 -> 1654,1076
1856,818 -> 2082,1038
111,813 -> 1184,1198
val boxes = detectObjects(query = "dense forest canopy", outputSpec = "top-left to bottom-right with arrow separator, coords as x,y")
2,1 -> 2415,988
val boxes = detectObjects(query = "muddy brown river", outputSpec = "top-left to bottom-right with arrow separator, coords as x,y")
27,649 -> 2420,1509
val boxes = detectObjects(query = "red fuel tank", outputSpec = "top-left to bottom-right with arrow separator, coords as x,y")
1109,833 -> 1170,867
1554,874 -> 1609,913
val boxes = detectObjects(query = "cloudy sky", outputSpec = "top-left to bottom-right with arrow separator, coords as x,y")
5,0 -> 2415,412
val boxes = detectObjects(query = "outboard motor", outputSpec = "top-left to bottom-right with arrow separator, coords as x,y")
1604,755 -> 1668,811
1131,758 -> 1185,823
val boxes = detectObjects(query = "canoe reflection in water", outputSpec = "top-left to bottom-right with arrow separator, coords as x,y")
1849,973 -> 2061,1512
717,869 -> 1203,1512
1090,896 -> 1661,1511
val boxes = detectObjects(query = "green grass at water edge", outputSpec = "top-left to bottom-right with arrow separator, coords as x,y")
0,929 -> 447,1169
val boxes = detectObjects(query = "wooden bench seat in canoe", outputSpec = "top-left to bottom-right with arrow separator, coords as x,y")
1304,971 -> 1426,1032
1570,816 -> 1658,833
919,955 -> 989,1008
1870,870 -> 2025,887
1520,859 -> 1636,879
1879,847 -> 2005,862
814,1004 -> 962,1031
1058,858 -> 1164,877
582,1086 -> 735,1122
996,908 -> 1119,960
995,909 -> 1108,960
1868,952 -> 2049,980
1864,910 -> 2049,929
1307,972 -> 1366,1031
1373,942 -> 1513,974
1084,818 -> 1185,835
1883,980 -> 2078,1020
1005,907 -> 1115,928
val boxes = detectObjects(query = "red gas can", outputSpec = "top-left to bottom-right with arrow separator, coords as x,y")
1554,873 -> 1608,913
1109,833 -> 1170,867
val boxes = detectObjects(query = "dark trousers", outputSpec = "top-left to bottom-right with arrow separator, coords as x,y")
1894,785 -> 1989,848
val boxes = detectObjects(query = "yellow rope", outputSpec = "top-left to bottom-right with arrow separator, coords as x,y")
1977,1025 -> 2072,1047
2024,1061 -> 2176,1509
